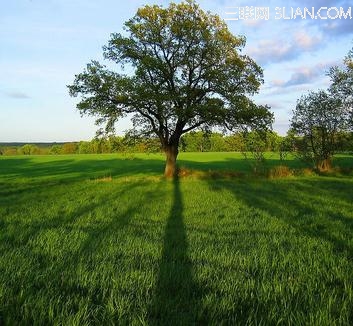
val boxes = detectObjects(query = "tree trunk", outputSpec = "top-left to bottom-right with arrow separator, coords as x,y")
164,145 -> 179,178
316,157 -> 332,171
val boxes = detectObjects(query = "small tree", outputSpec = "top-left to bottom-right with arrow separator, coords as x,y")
77,141 -> 91,154
62,143 -> 78,154
210,132 -> 227,152
224,132 -> 246,151
242,131 -> 267,175
290,90 -> 349,170
49,144 -> 62,155
181,131 -> 211,152
68,0 -> 272,177
278,132 -> 294,162
109,136 -> 126,152
20,144 -> 39,155
328,47 -> 353,126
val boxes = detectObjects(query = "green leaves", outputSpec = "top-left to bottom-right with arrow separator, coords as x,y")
329,48 -> 353,98
328,47 -> 353,129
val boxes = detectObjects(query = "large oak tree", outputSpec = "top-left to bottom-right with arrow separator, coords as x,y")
68,0 -> 273,177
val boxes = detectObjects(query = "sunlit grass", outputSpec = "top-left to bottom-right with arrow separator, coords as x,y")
0,153 -> 352,324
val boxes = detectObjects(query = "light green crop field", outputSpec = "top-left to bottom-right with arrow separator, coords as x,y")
0,153 -> 353,325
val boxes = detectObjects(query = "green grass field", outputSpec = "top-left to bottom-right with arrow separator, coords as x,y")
1,153 -> 353,325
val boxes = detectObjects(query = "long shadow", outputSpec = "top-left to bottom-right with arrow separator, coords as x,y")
0,155 -> 165,182
199,177 -> 353,324
148,177 -> 201,325
207,178 -> 353,258
0,179 -> 141,256
0,179 -> 156,325
1,153 -> 352,183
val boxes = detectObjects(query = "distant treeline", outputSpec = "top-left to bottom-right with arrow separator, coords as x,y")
1,131 -> 353,156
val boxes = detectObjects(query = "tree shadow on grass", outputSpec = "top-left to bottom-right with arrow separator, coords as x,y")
0,179 -> 159,325
0,155 -> 165,182
177,154 -> 310,173
207,178 -> 353,259
148,177 -> 201,325
202,177 -> 353,324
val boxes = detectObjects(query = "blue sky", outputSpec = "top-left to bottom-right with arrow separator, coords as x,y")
1,0 -> 352,142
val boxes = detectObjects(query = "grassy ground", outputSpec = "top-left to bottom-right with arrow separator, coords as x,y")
0,153 -> 353,325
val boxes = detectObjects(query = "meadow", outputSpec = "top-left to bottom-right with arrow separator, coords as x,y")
0,153 -> 353,325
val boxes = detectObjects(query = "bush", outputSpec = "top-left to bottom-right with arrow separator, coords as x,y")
268,165 -> 293,178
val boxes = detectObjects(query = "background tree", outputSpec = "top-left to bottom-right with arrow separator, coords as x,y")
61,143 -> 78,155
181,131 -> 210,152
209,132 -> 228,152
290,90 -> 349,170
19,144 -> 40,155
109,136 -> 126,153
241,131 -> 268,175
68,0 -> 272,177
328,47 -> 353,125
278,131 -> 295,162
224,133 -> 246,151
49,144 -> 62,155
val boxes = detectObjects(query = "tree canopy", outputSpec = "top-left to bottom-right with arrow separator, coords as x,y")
68,0 -> 273,176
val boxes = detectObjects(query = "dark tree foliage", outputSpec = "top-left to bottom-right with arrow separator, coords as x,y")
68,0 -> 273,176
290,90 -> 349,170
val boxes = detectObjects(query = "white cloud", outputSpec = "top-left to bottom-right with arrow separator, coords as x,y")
246,30 -> 324,65
289,62 -> 335,86
246,39 -> 295,65
1,90 -> 31,99
294,31 -> 322,50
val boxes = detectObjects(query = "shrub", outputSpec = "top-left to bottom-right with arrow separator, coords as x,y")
268,165 -> 293,178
